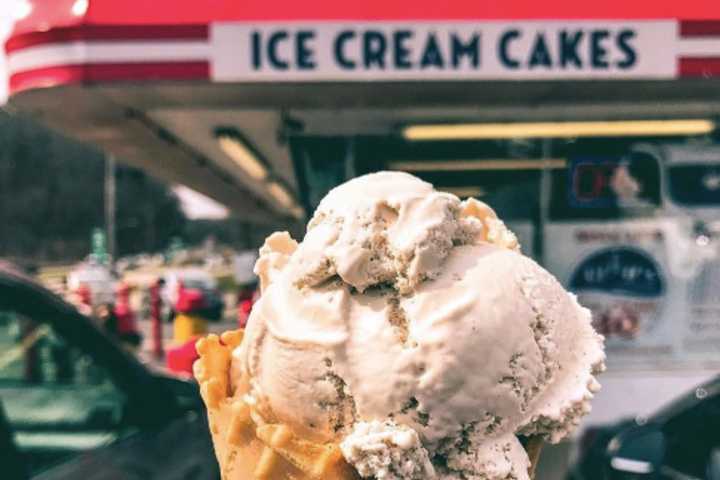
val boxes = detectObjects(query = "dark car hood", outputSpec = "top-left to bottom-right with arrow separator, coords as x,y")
34,412 -> 218,480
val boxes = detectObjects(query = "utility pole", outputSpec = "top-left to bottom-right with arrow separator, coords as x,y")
536,138 -> 553,265
105,154 -> 116,265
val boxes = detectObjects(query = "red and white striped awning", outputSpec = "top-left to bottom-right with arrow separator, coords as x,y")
6,25 -> 211,93
7,0 -> 720,96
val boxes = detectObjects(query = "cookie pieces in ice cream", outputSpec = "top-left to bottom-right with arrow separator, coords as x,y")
287,171 -> 518,294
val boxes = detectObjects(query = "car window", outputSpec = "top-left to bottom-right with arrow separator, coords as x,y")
542,139 -> 663,222
0,310 -> 129,475
668,164 -> 720,206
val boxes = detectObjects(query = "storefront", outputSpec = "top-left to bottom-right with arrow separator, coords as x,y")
6,0 -> 720,435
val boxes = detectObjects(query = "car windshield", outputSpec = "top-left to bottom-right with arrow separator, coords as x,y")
668,164 -> 720,206
0,310 -> 128,474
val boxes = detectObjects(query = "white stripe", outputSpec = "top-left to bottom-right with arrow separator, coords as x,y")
7,40 -> 211,73
677,38 -> 720,57
610,457 -> 654,474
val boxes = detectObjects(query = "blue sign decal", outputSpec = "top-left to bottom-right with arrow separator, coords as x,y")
570,247 -> 664,297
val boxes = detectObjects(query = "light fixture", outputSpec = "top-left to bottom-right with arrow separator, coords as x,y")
267,181 -> 294,207
215,128 -> 305,219
216,130 -> 268,181
402,119 -> 715,141
71,0 -> 88,16
389,158 -> 567,172
267,182 -> 305,219
13,0 -> 33,20
440,186 -> 485,198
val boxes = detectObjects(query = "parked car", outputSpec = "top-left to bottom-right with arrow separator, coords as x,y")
0,263 -> 219,479
568,375 -> 720,480
161,269 -> 224,322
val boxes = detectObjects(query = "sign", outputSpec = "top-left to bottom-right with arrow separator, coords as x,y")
211,21 -> 676,81
545,220 -> 678,370
570,247 -> 665,341
571,247 -> 665,297
90,228 -> 109,264
166,237 -> 185,261
7,19 -> 720,95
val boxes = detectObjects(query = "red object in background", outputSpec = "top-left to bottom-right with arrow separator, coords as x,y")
175,283 -> 207,314
10,0 -> 720,32
113,282 -> 137,335
166,338 -> 199,377
236,286 -> 258,328
150,280 -> 164,359
237,299 -> 252,328
76,283 -> 92,307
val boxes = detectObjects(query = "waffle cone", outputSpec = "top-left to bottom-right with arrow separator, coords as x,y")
194,330 -> 360,480
195,330 -> 545,480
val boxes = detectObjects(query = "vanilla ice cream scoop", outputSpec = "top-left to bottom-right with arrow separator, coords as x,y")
284,171 -> 517,294
232,172 -> 605,480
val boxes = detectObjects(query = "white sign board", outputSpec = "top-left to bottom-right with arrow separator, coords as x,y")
211,21 -> 677,82
545,218 -> 720,371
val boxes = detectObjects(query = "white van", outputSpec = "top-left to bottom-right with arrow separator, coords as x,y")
544,142 -> 720,427
635,142 -> 720,222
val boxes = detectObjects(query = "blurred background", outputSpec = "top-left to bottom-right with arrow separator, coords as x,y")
3,1 -> 720,479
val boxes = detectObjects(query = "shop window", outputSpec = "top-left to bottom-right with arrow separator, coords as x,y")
552,149 -> 661,221
290,137 -> 356,212
624,151 -> 662,207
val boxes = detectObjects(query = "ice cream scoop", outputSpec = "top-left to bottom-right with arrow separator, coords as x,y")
196,171 -> 605,480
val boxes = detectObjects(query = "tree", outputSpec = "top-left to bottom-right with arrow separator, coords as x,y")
0,111 -> 187,263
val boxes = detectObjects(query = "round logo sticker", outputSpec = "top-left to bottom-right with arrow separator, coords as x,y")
570,247 -> 665,340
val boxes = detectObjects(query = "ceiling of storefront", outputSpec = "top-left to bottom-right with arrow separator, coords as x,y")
8,79 -> 720,227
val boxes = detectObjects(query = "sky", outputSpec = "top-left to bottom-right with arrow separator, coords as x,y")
173,186 -> 230,220
0,5 -> 229,220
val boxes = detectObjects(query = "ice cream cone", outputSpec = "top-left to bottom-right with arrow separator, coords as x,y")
194,330 -> 360,480
193,173 -> 605,480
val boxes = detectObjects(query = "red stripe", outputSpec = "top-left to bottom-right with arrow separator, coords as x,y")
678,57 -> 720,77
80,0 -> 720,22
680,20 -> 720,37
9,62 -> 210,95
6,25 -> 209,53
